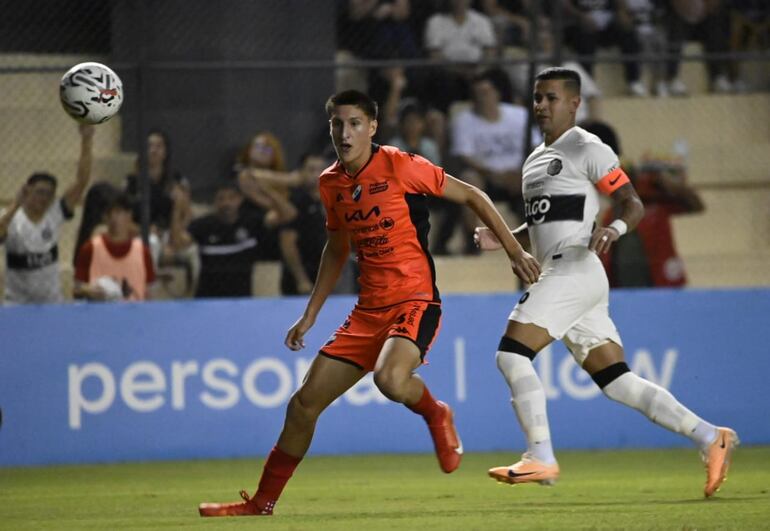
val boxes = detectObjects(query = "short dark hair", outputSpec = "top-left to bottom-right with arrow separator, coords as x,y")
106,192 -> 134,213
325,90 -> 378,120
535,67 -> 582,95
26,172 -> 57,189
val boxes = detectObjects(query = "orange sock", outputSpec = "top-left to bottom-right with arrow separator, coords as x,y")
407,385 -> 442,422
255,446 -> 302,509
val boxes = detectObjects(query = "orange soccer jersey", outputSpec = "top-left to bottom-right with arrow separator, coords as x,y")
319,144 -> 446,309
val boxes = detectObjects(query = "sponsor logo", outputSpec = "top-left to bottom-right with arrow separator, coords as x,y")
518,292 -> 530,304
395,313 -> 406,324
362,247 -> 394,258
524,195 -> 552,225
407,304 -> 420,326
351,223 -> 380,234
547,159 -> 562,176
352,184 -> 362,202
379,217 -> 395,231
41,226 -> 53,241
369,182 -> 388,194
336,193 -> 344,202
609,174 -> 621,186
524,194 -> 585,225
392,326 -> 409,334
345,206 -> 381,222
357,235 -> 389,248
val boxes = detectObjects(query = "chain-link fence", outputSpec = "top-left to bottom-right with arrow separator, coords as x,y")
1,0 -> 768,303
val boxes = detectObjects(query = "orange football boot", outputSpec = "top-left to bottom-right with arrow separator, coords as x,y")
427,401 -> 463,473
702,427 -> 739,498
488,453 -> 560,485
198,490 -> 274,517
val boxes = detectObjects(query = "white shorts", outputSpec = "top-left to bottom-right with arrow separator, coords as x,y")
509,247 -> 622,365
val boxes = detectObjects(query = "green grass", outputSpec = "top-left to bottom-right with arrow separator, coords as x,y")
1,448 -> 769,530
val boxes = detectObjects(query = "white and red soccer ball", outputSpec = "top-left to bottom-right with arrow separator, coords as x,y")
60,62 -> 123,124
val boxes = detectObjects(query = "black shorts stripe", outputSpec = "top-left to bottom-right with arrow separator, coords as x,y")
590,361 -> 630,388
415,303 -> 441,353
318,350 -> 365,371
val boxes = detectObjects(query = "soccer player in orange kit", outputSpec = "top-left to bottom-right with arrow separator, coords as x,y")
199,89 -> 541,517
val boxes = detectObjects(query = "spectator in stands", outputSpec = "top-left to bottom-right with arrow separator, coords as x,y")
562,0 -> 647,96
339,0 -> 420,60
727,0 -> 768,92
170,181 -> 295,298
387,99 -> 442,164
73,182 -> 120,263
508,19 -> 602,121
278,154 -> 331,295
0,124 -> 94,304
125,129 -> 190,239
234,132 -> 294,261
478,0 -> 550,48
443,69 -> 531,254
582,120 -> 704,287
624,0 -> 688,97
73,192 -> 156,301
664,0 -> 733,93
423,0 -> 498,113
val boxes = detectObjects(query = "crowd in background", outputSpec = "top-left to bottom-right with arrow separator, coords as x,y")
1,0 -> 767,304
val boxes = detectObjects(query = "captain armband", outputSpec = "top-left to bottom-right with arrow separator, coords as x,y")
595,168 -> 630,195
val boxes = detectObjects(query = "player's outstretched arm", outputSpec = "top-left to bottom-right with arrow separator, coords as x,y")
62,124 -> 95,212
474,222 -> 527,251
442,175 -> 541,284
285,229 -> 350,351
590,182 -> 644,254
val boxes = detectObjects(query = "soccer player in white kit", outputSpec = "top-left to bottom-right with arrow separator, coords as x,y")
0,125 -> 94,304
476,68 -> 737,497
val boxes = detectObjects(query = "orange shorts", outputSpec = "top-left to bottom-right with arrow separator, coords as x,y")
320,300 -> 442,371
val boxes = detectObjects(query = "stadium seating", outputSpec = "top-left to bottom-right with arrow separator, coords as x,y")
1,51 -> 767,298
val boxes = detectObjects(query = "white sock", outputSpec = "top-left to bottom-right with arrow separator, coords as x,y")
496,351 -> 556,464
603,372 -> 718,449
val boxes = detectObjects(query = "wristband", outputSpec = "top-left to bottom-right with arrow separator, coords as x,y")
608,219 -> 628,236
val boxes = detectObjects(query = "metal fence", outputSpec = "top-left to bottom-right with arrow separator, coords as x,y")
1,0 -> 768,303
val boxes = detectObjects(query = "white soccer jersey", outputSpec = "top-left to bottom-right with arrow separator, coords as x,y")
2,199 -> 72,304
522,126 -> 620,263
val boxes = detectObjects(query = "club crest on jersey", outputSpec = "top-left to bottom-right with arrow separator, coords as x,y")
352,184 -> 362,202
336,193 -> 344,202
547,159 -> 562,176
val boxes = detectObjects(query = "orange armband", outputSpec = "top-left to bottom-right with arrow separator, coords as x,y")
596,168 -> 630,195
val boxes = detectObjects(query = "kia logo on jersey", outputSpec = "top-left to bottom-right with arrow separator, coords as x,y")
345,206 -> 381,222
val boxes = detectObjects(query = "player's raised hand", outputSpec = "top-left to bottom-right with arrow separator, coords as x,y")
510,249 -> 541,285
285,314 -> 316,351
474,226 -> 503,251
589,226 -> 620,255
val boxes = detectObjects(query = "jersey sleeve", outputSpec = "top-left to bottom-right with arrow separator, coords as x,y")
318,179 -> 342,231
584,140 -> 629,195
397,151 -> 446,196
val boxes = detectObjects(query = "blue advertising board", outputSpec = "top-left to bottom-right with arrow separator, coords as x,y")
1,289 -> 768,466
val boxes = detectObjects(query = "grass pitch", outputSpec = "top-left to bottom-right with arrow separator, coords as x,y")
1,447 -> 769,530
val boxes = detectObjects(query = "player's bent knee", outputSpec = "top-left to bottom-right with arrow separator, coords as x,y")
287,390 -> 323,423
590,361 -> 630,389
372,370 -> 409,403
497,336 -> 538,362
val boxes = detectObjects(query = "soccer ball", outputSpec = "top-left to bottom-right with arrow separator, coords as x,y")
59,62 -> 123,124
